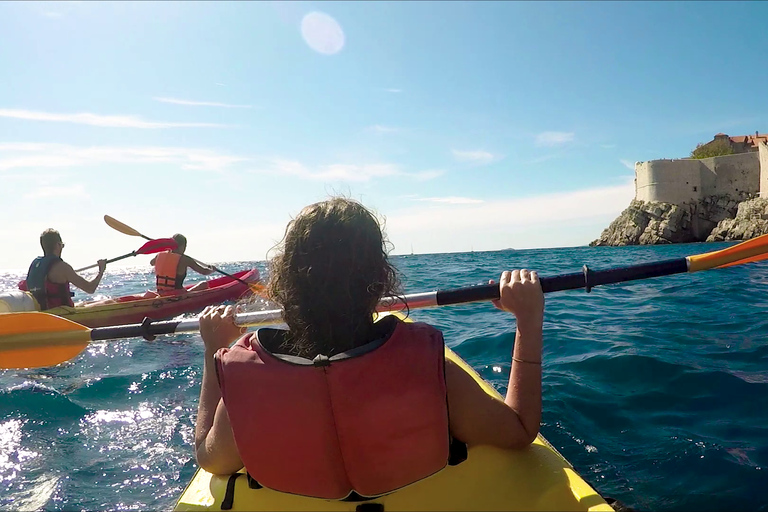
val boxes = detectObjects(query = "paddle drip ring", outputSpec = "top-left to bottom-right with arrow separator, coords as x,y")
139,317 -> 157,341
583,265 -> 594,293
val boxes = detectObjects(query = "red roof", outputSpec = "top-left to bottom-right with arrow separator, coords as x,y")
729,134 -> 768,147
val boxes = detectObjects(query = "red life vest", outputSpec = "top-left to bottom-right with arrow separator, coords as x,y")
215,319 -> 450,500
44,280 -> 74,309
154,251 -> 182,291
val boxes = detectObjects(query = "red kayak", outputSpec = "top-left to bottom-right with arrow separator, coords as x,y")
40,268 -> 260,328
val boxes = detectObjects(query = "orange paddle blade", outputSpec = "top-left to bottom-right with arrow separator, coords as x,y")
716,250 -> 768,269
104,215 -> 147,239
687,233 -> 768,272
0,312 -> 91,369
248,282 -> 267,295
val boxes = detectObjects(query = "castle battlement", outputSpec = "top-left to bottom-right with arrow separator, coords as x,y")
634,151 -> 760,204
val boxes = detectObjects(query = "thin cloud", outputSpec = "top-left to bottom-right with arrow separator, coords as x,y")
601,144 -> 617,149
0,109 -> 228,129
535,131 -> 575,147
451,149 -> 501,164
256,159 -> 442,183
385,178 -> 635,252
24,184 -> 88,200
0,142 -> 441,184
0,143 -> 248,172
367,124 -> 399,134
383,88 -> 402,93
620,159 -> 636,170
413,170 -> 444,181
153,97 -> 253,109
524,154 -> 560,165
417,196 -> 484,205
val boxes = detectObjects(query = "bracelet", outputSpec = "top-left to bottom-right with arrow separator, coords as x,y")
512,356 -> 542,365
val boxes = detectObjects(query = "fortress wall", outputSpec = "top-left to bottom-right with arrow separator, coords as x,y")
702,152 -> 759,197
635,152 -> 760,204
635,159 -> 703,203
760,142 -> 768,198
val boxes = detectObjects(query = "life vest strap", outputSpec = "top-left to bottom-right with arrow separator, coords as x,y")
156,275 -> 178,289
448,437 -> 468,466
220,474 -> 240,510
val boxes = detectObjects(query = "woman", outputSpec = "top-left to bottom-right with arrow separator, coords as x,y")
195,197 -> 544,499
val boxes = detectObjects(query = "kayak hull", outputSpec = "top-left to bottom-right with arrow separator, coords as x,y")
174,314 -> 611,512
44,269 -> 259,328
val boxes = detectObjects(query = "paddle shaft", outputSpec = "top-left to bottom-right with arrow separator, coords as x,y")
75,252 -> 135,272
73,239 -> 178,273
79,256 -> 692,342
427,258 -> 689,306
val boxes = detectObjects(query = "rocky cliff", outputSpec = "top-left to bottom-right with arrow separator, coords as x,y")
590,193 -> 766,246
707,197 -> 768,241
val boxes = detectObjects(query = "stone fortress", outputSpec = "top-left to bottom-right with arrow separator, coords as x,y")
592,133 -> 768,245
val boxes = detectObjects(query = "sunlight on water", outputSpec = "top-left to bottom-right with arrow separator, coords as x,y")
0,419 -> 38,482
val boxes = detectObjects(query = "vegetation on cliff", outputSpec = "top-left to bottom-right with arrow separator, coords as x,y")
690,139 -> 734,159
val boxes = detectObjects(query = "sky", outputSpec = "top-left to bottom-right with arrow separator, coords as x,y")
2,1 -> 768,271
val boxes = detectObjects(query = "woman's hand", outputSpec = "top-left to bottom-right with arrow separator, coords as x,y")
491,269 -> 544,324
199,305 -> 243,354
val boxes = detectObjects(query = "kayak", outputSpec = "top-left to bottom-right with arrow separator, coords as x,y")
48,269 -> 260,328
0,269 -> 260,328
174,313 -> 613,512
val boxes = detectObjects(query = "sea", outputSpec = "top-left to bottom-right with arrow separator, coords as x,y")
1,242 -> 767,512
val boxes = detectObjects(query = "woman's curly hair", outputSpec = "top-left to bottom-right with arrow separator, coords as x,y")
267,197 -> 401,358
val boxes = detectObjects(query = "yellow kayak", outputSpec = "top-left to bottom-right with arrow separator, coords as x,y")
175,315 -> 612,512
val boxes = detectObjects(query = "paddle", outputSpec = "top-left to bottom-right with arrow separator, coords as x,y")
4,233 -> 768,370
74,238 -> 179,272
103,215 -> 262,293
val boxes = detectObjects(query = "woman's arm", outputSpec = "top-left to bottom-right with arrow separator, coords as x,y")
446,269 -> 543,449
194,305 -> 246,474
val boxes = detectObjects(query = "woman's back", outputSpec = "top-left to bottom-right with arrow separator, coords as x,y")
194,197 -> 545,499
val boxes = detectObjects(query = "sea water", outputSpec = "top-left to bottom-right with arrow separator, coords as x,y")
1,242 -> 767,511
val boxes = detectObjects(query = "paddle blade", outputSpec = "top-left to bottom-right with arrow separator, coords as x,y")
137,238 -> 178,255
0,312 -> 92,369
104,215 -> 146,238
716,250 -> 768,269
688,233 -> 768,272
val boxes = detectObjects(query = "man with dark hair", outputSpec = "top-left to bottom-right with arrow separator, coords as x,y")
24,229 -> 107,309
150,233 -> 215,293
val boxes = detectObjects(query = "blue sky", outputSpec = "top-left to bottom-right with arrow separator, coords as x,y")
2,1 -> 767,271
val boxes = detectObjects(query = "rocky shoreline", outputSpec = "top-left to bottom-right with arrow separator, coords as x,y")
590,195 -> 768,246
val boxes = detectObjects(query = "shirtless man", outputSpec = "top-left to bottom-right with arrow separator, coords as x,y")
25,229 -> 107,310
150,233 -> 215,293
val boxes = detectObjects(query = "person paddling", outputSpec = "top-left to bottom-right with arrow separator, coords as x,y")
150,233 -> 215,293
195,197 -> 544,499
22,229 -> 107,310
